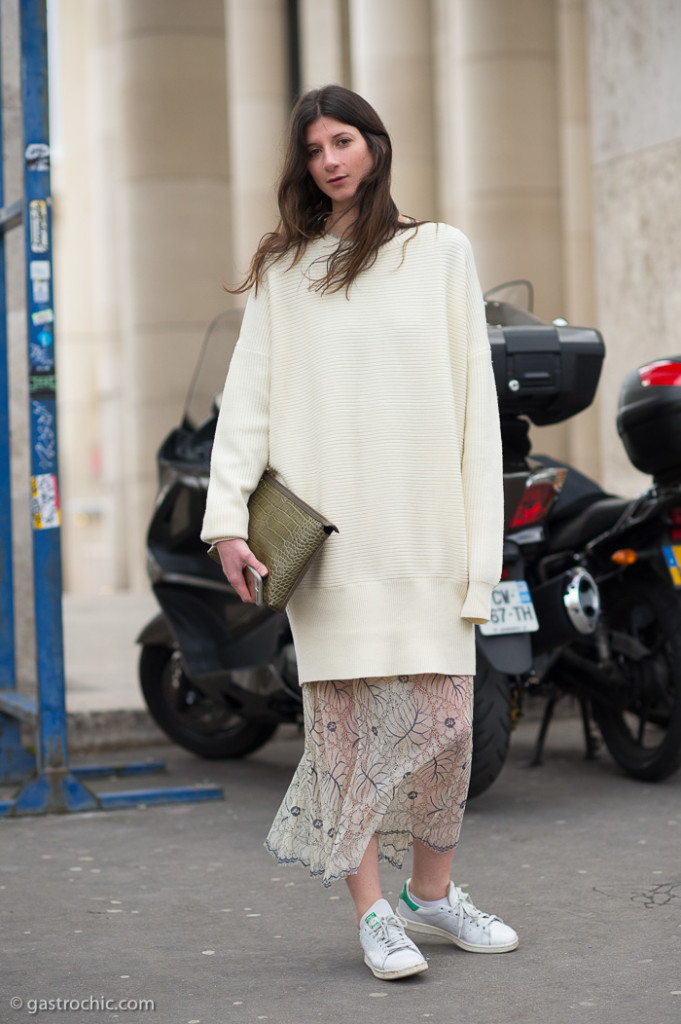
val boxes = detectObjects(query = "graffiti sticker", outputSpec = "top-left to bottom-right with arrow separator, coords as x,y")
30,374 -> 56,396
31,308 -> 54,326
30,261 -> 51,304
32,280 -> 50,303
31,399 -> 57,471
31,473 -> 61,530
30,260 -> 50,280
25,143 -> 50,172
30,328 -> 55,372
29,200 -> 49,252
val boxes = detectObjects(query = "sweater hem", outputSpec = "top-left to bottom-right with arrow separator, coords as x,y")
287,577 -> 478,683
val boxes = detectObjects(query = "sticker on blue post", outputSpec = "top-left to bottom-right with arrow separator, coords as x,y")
29,374 -> 56,397
31,399 -> 57,472
30,260 -> 51,304
25,143 -> 50,172
29,200 -> 49,252
32,308 -> 54,326
30,328 -> 54,372
31,474 -> 61,530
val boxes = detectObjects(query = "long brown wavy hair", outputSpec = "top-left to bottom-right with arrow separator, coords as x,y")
231,85 -> 420,295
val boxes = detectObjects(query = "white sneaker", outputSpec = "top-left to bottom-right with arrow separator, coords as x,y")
359,899 -> 428,980
396,879 -> 519,953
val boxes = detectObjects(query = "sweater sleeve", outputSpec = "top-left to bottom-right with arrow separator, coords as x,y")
200,281 -> 271,545
459,238 -> 504,623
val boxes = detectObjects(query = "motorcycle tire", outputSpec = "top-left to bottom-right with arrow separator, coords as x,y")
468,658 -> 512,799
139,644 -> 278,759
591,573 -> 681,782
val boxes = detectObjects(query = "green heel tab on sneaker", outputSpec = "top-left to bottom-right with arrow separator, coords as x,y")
400,882 -> 420,912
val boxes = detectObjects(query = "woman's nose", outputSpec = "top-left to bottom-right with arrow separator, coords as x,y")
323,148 -> 338,170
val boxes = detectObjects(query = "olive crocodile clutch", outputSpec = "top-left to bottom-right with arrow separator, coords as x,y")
209,471 -> 339,612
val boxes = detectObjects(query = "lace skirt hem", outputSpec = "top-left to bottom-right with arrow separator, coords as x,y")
264,831 -> 462,888
264,673 -> 473,887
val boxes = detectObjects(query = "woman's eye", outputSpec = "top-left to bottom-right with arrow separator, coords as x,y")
338,138 -> 351,146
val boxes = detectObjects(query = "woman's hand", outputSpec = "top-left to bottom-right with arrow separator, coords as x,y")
214,539 -> 269,603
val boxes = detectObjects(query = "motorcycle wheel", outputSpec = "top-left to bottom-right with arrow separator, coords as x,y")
591,573 -> 681,782
139,644 -> 278,759
468,658 -> 512,799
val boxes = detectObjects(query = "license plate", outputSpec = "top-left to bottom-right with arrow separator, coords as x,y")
478,580 -> 539,635
662,545 -> 681,588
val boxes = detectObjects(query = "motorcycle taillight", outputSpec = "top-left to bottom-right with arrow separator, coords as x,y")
508,467 -> 567,531
668,506 -> 681,542
639,360 -> 681,387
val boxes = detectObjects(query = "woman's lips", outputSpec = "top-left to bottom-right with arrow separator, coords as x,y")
327,175 -> 347,186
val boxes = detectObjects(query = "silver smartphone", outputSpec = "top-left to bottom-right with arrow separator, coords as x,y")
244,565 -> 264,606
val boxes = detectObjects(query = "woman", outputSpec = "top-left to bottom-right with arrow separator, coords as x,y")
201,85 -> 518,980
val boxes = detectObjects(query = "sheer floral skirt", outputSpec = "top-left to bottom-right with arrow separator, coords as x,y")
265,673 -> 473,887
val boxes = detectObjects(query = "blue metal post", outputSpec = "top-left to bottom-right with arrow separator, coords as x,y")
0,5 -> 18,693
0,2 -> 36,786
0,1 -> 224,815
10,0 -> 97,812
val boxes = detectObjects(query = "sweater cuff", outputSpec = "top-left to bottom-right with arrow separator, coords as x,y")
460,580 -> 495,624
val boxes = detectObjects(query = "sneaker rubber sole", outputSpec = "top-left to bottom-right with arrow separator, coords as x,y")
363,954 -> 429,980
396,910 -> 519,954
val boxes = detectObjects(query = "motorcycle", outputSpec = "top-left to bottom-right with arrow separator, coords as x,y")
137,291 -> 681,797
469,283 -> 681,794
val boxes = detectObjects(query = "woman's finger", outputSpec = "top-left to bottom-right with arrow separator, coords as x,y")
245,555 -> 269,578
230,570 -> 253,603
214,539 -> 268,601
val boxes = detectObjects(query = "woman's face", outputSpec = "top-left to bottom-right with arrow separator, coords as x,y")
304,117 -> 374,213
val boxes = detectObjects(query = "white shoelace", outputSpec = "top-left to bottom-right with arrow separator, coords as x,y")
450,886 -> 501,929
373,914 -> 414,952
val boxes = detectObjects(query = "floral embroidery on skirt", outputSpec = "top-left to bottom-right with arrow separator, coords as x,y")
264,673 -> 473,887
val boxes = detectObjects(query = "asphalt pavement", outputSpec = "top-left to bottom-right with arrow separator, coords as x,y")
1,592 -> 680,1024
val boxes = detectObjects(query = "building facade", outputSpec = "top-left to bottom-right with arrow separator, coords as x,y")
37,0 -> 681,591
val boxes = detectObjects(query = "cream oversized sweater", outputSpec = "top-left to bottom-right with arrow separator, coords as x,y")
201,223 -> 503,683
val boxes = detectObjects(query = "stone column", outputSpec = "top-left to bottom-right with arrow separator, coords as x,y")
556,0 -> 600,479
52,0 -> 117,593
108,0 -> 232,589
224,0 -> 289,279
299,0 -> 348,90
587,0 -> 681,497
86,0 -> 127,591
446,0 -> 567,456
2,0 -> 35,685
450,0 -> 563,315
349,0 -> 437,221
432,0 -> 463,226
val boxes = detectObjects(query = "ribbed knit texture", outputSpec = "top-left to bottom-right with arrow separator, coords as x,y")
201,223 -> 503,682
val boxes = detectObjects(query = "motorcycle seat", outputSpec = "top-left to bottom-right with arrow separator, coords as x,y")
546,496 -> 632,553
